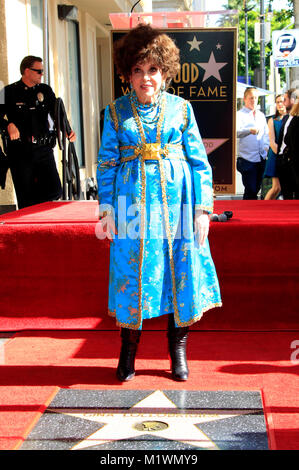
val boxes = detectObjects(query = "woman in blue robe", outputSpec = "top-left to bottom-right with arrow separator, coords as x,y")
97,24 -> 221,382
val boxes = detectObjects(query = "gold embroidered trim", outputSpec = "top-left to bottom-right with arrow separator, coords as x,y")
120,154 -> 187,163
158,158 -> 179,322
109,102 -> 119,133
175,301 -> 222,327
99,159 -> 118,168
137,158 -> 146,330
119,145 -> 135,150
119,155 -> 137,163
119,143 -> 182,152
112,302 -> 223,330
131,101 -> 146,143
156,96 -> 165,143
182,101 -> 188,133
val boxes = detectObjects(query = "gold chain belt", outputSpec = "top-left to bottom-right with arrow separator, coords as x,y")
120,143 -> 186,163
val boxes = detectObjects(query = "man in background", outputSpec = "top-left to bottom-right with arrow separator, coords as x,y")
283,88 -> 299,113
237,87 -> 269,200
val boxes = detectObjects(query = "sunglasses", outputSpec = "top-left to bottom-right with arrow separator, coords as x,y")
30,68 -> 44,74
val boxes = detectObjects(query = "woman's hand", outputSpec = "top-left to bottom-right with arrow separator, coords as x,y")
194,209 -> 209,246
97,214 -> 117,241
67,130 -> 76,142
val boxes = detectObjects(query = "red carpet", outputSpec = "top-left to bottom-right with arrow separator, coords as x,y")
0,201 -> 298,450
0,329 -> 298,450
0,200 -> 299,331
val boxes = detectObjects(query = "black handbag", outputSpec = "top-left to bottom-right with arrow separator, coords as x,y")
0,146 -> 9,189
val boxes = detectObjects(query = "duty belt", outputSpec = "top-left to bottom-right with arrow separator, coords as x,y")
119,143 -> 186,163
30,133 -> 56,147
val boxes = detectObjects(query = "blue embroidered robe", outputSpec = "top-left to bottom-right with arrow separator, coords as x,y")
97,91 -> 221,330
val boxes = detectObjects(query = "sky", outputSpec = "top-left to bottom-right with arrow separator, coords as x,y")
208,0 -> 290,11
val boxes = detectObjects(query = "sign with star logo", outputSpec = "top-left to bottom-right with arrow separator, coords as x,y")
20,389 -> 269,450
112,28 -> 237,194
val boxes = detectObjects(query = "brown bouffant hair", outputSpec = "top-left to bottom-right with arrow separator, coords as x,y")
113,23 -> 180,87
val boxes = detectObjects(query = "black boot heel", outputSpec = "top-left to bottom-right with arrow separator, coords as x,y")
116,328 -> 141,381
167,315 -> 189,381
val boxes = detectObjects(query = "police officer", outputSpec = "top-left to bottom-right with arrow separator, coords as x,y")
0,55 -> 76,209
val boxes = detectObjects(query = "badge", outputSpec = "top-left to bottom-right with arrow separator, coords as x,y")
37,92 -> 44,102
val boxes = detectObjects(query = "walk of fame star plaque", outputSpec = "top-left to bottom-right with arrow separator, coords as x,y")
21,390 -> 269,450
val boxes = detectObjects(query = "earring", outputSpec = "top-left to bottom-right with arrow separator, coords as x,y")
130,82 -> 135,96
129,83 -> 133,97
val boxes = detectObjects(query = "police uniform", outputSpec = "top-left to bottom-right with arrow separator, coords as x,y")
0,79 -> 62,209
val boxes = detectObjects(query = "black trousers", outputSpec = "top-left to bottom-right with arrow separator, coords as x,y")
276,154 -> 299,200
237,157 -> 266,200
7,141 -> 62,209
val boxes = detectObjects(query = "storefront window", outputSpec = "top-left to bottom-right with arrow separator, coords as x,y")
67,21 -> 84,167
30,0 -> 43,58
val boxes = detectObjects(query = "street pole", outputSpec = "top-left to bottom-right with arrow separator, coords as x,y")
43,0 -> 49,84
244,1 -> 256,85
260,0 -> 266,112
244,0 -> 249,83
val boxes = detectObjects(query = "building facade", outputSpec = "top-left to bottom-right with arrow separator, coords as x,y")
0,0 -> 211,212
0,0 -> 149,211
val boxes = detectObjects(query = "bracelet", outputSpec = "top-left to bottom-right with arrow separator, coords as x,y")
195,209 -> 209,215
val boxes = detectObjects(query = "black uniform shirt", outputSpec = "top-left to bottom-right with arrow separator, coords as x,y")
0,80 -> 56,141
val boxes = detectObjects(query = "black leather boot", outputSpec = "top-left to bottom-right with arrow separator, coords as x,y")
116,327 -> 141,382
167,314 -> 189,381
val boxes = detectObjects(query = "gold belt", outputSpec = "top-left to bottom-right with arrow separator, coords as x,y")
120,143 -> 186,163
